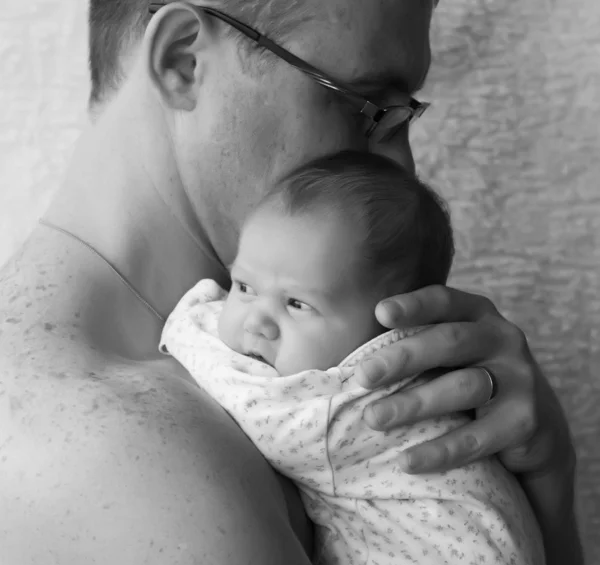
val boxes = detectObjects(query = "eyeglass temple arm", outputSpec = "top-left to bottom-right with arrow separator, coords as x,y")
148,2 -> 380,119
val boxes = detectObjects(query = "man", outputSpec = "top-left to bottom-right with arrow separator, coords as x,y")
0,0 -> 581,563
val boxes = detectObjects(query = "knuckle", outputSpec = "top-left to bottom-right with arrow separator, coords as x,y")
503,320 -> 530,353
513,406 -> 538,440
430,285 -> 452,310
435,443 -> 451,467
404,291 -> 428,318
492,322 -> 537,384
401,392 -> 423,420
520,414 -> 538,439
438,323 -> 464,347
395,344 -> 412,371
498,354 -> 536,391
512,360 -> 535,386
479,309 -> 525,350
377,345 -> 411,378
478,295 -> 499,316
462,434 -> 482,458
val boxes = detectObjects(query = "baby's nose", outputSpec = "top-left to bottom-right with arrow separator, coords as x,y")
243,310 -> 279,341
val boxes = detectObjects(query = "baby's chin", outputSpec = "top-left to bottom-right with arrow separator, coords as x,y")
220,335 -> 344,376
274,358 -> 341,377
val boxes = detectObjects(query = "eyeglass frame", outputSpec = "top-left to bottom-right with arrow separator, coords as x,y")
149,1 -> 430,142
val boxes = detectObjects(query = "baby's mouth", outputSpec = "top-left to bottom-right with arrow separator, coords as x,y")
246,351 -> 272,366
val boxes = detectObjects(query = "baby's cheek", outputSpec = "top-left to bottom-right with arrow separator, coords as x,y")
275,340 -> 317,376
314,330 -> 361,370
217,304 -> 239,351
290,339 -> 339,374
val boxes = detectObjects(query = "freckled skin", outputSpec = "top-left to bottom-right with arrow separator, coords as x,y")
0,232 -> 311,564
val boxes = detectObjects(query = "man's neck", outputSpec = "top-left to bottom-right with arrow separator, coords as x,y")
42,91 -> 231,320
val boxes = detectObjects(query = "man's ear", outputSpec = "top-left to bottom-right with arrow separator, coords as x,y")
143,3 -> 218,111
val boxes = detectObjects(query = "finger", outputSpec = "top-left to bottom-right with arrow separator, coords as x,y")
376,285 -> 498,329
363,367 -> 497,430
498,429 -> 557,476
396,397 -> 536,474
356,323 -> 499,388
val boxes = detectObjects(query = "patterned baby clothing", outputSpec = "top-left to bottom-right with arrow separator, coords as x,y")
160,279 -> 545,565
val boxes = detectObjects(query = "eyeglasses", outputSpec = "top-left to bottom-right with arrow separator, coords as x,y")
149,2 -> 430,143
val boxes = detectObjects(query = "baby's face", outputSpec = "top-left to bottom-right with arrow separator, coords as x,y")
218,201 -> 383,376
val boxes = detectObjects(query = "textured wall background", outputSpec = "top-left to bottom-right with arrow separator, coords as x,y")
0,0 -> 598,562
0,0 -> 88,265
416,1 -> 600,562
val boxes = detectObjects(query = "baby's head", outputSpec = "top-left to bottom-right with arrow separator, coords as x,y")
219,151 -> 454,376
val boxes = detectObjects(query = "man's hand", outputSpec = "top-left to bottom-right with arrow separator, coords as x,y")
356,285 -> 575,478
357,285 -> 583,563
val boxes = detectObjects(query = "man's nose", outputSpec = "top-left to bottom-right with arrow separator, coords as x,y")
243,307 -> 279,341
370,126 -> 416,174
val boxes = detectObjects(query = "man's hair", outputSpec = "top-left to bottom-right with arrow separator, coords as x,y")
88,0 -> 312,107
267,151 -> 455,295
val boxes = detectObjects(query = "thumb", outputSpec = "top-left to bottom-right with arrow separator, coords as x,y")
498,431 -> 555,475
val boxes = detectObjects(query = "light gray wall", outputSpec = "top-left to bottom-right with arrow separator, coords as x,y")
0,0 -> 88,265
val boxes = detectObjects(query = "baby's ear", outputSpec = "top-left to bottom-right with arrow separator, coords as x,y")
142,3 -> 219,111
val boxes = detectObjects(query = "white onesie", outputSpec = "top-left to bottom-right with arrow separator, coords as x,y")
160,279 -> 544,565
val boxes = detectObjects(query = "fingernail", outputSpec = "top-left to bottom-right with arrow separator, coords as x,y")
402,445 -> 449,474
380,300 -> 405,322
401,450 -> 426,473
403,449 -> 438,474
360,358 -> 387,385
370,403 -> 394,428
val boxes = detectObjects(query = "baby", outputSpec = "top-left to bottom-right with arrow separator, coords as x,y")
160,151 -> 544,565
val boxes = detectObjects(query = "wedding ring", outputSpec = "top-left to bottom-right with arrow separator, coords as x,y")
476,366 -> 498,404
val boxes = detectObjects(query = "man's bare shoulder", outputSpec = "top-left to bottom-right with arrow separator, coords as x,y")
1,347 -> 298,557
0,244 -> 310,564
1,341 -> 312,563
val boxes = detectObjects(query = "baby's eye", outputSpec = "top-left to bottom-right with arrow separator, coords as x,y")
287,298 -> 313,312
235,281 -> 256,296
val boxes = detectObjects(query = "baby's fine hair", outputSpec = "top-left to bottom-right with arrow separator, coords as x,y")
267,151 -> 455,294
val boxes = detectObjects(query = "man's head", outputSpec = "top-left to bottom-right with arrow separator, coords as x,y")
218,150 -> 453,375
89,0 -> 434,264
88,0 -> 313,107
